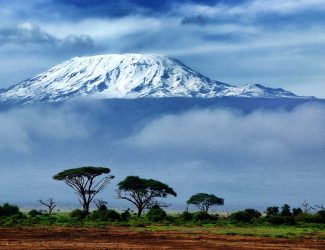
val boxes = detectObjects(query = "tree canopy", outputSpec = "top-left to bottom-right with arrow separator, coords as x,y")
53,166 -> 114,213
187,193 -> 224,212
53,167 -> 111,180
117,176 -> 176,217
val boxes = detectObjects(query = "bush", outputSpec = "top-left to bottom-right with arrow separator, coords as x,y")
308,210 -> 325,224
266,206 -> 279,217
179,211 -> 193,222
230,209 -> 260,223
1,213 -> 26,226
267,215 -> 296,225
120,209 -> 131,221
295,212 -> 314,223
0,203 -> 21,217
230,211 -> 252,223
98,204 -> 108,211
146,206 -> 167,222
267,215 -> 285,225
28,209 -> 42,217
91,209 -> 121,222
70,209 -> 88,220
280,204 -> 292,217
244,209 -> 261,219
292,208 -> 303,216
294,210 -> 325,224
316,210 -> 325,222
193,211 -> 214,223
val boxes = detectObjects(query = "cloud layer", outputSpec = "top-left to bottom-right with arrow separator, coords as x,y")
0,100 -> 324,210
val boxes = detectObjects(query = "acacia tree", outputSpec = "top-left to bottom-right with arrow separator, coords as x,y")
117,176 -> 177,217
187,193 -> 224,213
53,166 -> 114,213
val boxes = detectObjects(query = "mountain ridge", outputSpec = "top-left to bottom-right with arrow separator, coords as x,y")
0,54 -> 312,104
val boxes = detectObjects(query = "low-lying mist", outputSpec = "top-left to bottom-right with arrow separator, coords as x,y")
0,98 -> 324,211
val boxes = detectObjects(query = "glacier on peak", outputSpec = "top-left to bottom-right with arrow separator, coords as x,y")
0,54 -> 308,104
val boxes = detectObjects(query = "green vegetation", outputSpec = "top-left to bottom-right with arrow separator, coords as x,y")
146,205 -> 167,222
144,225 -> 325,239
0,165 -> 324,240
0,202 -> 324,239
230,209 -> 261,223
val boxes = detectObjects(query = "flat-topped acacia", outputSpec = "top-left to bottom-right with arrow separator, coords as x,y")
117,176 -> 176,217
187,193 -> 224,213
53,167 -> 111,180
53,166 -> 114,213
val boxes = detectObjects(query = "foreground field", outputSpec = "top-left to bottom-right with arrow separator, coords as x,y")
0,226 -> 324,249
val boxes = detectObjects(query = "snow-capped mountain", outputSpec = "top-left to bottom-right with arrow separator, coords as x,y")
0,54 -> 306,103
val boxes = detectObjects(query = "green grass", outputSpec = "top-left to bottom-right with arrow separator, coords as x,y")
142,224 -> 325,239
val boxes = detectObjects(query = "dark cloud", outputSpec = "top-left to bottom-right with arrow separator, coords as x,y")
181,14 -> 207,25
0,0 -> 249,21
52,0 -> 227,18
0,23 -> 96,53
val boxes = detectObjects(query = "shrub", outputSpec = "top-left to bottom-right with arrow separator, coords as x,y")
265,206 -> 279,217
267,215 -> 296,225
0,203 -> 21,217
312,210 -> 325,223
70,209 -> 88,220
317,210 -> 325,220
295,212 -> 315,223
230,209 -> 261,223
267,215 -> 285,225
91,209 -> 121,222
230,211 -> 252,223
294,211 -> 325,224
179,211 -> 193,222
146,206 -> 167,222
244,209 -> 261,219
98,204 -> 108,211
193,211 -> 213,223
28,209 -> 42,217
1,214 -> 26,226
280,204 -> 292,217
292,208 -> 303,216
120,209 -> 131,221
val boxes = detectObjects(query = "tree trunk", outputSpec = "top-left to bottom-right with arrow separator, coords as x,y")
137,208 -> 143,217
83,202 -> 90,213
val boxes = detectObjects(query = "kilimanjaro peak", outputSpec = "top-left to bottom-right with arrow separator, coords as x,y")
0,54 -> 305,104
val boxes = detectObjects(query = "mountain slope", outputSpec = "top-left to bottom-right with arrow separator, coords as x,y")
0,54 -> 306,103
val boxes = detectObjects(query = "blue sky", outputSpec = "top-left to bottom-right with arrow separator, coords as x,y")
1,0 -> 325,97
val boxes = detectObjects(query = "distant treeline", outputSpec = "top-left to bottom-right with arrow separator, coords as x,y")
0,166 -> 324,227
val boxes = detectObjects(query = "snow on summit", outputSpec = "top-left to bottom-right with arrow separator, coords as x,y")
0,54 -> 302,103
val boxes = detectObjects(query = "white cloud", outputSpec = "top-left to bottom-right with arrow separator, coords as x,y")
127,103 -> 325,165
246,0 -> 325,15
40,16 -> 163,39
0,106 -> 90,152
176,0 -> 325,17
